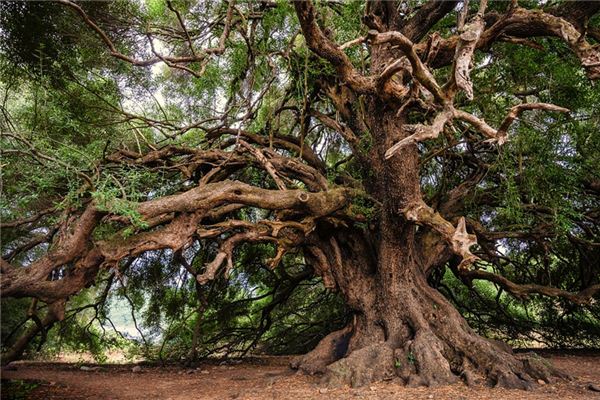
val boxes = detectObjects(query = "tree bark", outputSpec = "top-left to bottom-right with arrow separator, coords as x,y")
293,231 -> 568,388
292,58 -> 567,387
1,300 -> 65,365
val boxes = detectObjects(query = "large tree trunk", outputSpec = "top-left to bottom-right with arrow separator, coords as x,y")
292,45 -> 566,386
292,231 -> 567,388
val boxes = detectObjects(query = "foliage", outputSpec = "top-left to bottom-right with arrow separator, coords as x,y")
1,0 -> 598,365
436,266 -> 600,348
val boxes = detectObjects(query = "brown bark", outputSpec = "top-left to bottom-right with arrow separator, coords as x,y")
293,231 -> 568,388
290,29 -> 568,386
1,300 -> 65,365
3,0 -> 597,385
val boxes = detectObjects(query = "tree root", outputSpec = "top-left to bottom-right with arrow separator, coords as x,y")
456,344 -> 569,390
292,325 -> 568,390
518,351 -> 571,383
394,331 -> 458,387
322,343 -> 395,388
290,325 -> 351,375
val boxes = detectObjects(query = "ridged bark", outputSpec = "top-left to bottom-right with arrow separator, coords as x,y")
292,236 -> 568,388
292,72 -> 567,388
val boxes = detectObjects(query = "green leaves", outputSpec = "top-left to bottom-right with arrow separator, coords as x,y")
2,0 -> 598,363
92,182 -> 148,230
146,0 -> 166,20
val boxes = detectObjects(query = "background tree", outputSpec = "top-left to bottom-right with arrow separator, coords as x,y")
1,0 -> 599,389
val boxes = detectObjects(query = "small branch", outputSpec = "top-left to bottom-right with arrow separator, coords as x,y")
454,102 -> 569,144
166,0 -> 196,57
453,109 -> 498,140
310,109 -> 359,146
239,140 -> 287,190
498,35 -> 545,51
196,217 -> 315,284
57,0 -> 236,74
496,103 -> 569,141
2,131 -> 95,187
0,206 -> 57,229
457,0 -> 470,31
293,0 -> 375,94
339,36 -> 365,50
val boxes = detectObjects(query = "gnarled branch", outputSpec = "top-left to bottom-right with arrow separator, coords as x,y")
403,200 -> 479,269
460,269 -> 600,305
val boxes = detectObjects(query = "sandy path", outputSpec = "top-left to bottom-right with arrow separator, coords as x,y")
2,352 -> 599,399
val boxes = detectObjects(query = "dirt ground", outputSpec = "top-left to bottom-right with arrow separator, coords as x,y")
2,351 -> 599,400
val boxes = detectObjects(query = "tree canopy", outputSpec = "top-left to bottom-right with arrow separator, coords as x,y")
1,0 -> 599,389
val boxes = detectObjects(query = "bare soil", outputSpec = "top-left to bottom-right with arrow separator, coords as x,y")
1,350 -> 599,400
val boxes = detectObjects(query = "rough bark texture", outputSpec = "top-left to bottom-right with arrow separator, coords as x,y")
290,1 -> 583,388
290,100 -> 564,387
292,232 -> 569,389
2,300 -> 65,365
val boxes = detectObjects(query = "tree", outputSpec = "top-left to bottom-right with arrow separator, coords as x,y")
1,0 -> 599,389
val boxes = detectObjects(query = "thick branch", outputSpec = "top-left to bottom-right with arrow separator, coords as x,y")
426,7 -> 600,80
367,30 -> 446,103
460,269 -> 600,305
1,300 -> 66,365
385,108 -> 453,159
399,0 -> 460,42
293,0 -> 375,94
136,180 -> 355,220
1,178 -> 357,301
403,200 -> 478,269
196,218 -> 312,284
450,0 -> 488,100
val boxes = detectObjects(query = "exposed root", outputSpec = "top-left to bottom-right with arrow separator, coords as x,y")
395,331 -> 458,387
292,324 -> 568,390
519,352 -> 571,383
457,341 -> 569,390
487,338 -> 514,354
291,266 -> 568,391
322,343 -> 395,388
488,366 -> 535,390
290,325 -> 351,375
